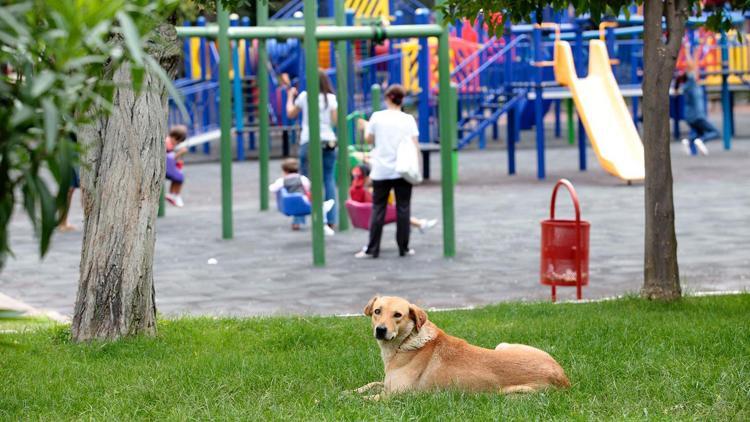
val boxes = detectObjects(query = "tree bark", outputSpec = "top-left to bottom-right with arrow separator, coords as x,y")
72,24 -> 180,341
640,0 -> 688,300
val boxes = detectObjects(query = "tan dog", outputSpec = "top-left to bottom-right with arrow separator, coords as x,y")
357,296 -> 570,398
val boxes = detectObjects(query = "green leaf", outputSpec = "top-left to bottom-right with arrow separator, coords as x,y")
0,4 -> 31,39
31,71 -> 56,98
116,11 -> 144,67
35,178 -> 57,257
10,104 -> 34,128
144,54 -> 188,121
63,55 -> 107,71
21,177 -> 37,233
42,99 -> 59,150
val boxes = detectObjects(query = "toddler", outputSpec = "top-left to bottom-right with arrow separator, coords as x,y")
270,158 -> 335,235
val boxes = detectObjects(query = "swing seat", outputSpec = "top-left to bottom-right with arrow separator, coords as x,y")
276,188 -> 311,217
346,199 -> 397,230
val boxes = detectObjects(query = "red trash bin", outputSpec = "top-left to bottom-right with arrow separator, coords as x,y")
540,179 -> 590,302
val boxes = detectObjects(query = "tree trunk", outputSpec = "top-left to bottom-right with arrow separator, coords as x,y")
640,0 -> 688,300
72,24 -> 180,341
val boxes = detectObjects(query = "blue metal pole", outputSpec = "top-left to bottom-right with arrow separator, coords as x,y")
197,16 -> 207,80
554,99 -> 561,138
630,33 -> 639,128
671,95 -> 681,140
346,10 -> 355,113
575,19 -> 586,170
578,118 -> 586,171
504,27 -> 517,177
720,31 -> 732,150
416,8 -> 430,144
532,26 -> 545,180
242,16 -> 255,152
231,14 -> 245,161
197,16 -> 211,155
391,11 -> 404,85
183,20 -> 192,78
327,0 -> 335,70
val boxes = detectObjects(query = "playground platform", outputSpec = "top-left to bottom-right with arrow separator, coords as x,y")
2,128 -> 749,317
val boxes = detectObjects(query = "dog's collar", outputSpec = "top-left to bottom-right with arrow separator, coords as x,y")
397,323 -> 435,352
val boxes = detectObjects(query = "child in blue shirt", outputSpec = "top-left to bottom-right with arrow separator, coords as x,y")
678,48 -> 720,155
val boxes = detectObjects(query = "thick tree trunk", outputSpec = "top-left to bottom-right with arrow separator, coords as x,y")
72,24 -> 180,341
640,0 -> 688,300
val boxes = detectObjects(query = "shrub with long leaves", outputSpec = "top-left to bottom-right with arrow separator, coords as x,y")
0,0 -> 180,269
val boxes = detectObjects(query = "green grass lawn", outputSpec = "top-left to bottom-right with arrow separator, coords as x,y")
2,294 -> 749,420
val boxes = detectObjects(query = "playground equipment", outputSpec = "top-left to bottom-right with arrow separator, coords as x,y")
345,200 -> 397,229
552,24 -> 645,182
171,6 -> 750,185
540,179 -> 590,302
276,188 -> 312,217
175,0 -> 457,266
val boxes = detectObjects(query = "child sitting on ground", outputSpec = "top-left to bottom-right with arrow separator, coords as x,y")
165,125 -> 188,207
677,45 -> 721,156
350,164 -> 437,232
270,158 -> 335,235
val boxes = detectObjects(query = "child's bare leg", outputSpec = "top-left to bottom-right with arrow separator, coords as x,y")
170,181 -> 182,195
58,188 -> 76,231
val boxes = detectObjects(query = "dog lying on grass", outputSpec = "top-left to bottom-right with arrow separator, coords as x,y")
356,296 -> 570,399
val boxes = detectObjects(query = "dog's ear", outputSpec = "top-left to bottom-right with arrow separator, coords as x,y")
409,304 -> 428,331
364,296 -> 379,316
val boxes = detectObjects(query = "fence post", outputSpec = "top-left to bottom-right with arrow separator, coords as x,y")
257,2 -> 270,210
335,2 -> 350,232
304,0 -> 326,266
437,0 -> 456,258
217,3 -> 233,238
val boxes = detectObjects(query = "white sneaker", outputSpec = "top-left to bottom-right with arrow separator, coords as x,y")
323,199 -> 335,213
400,248 -> 416,257
419,219 -> 438,233
694,138 -> 709,155
174,195 -> 184,208
355,246 -> 374,259
681,138 -> 692,155
323,224 -> 335,236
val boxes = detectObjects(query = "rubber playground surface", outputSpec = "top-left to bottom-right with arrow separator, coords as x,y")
2,131 -> 749,317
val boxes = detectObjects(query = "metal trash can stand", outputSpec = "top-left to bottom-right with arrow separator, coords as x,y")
540,179 -> 590,302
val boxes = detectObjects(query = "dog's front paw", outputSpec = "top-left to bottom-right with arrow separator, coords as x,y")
353,381 -> 384,395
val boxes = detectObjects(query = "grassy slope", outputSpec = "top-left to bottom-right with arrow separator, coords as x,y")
1,295 -> 749,420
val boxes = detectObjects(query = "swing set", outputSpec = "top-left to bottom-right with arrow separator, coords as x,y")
176,0 -> 457,266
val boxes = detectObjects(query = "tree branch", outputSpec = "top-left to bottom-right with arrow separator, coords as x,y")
665,0 -> 689,57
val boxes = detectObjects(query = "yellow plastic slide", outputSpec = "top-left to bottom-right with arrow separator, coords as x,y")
554,39 -> 645,181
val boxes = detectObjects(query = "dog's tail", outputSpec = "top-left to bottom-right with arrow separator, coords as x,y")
553,372 -> 571,388
550,365 -> 571,388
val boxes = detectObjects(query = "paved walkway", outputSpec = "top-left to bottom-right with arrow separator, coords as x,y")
2,136 -> 748,317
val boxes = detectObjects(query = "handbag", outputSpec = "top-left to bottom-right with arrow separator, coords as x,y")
395,137 -> 422,185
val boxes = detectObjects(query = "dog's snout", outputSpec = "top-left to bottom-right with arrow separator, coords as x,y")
375,325 -> 387,339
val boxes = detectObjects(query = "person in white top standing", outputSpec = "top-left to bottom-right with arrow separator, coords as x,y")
355,84 -> 419,258
286,69 -> 338,232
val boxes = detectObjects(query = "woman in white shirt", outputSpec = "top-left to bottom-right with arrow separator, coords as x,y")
286,70 -> 338,232
355,84 -> 419,258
